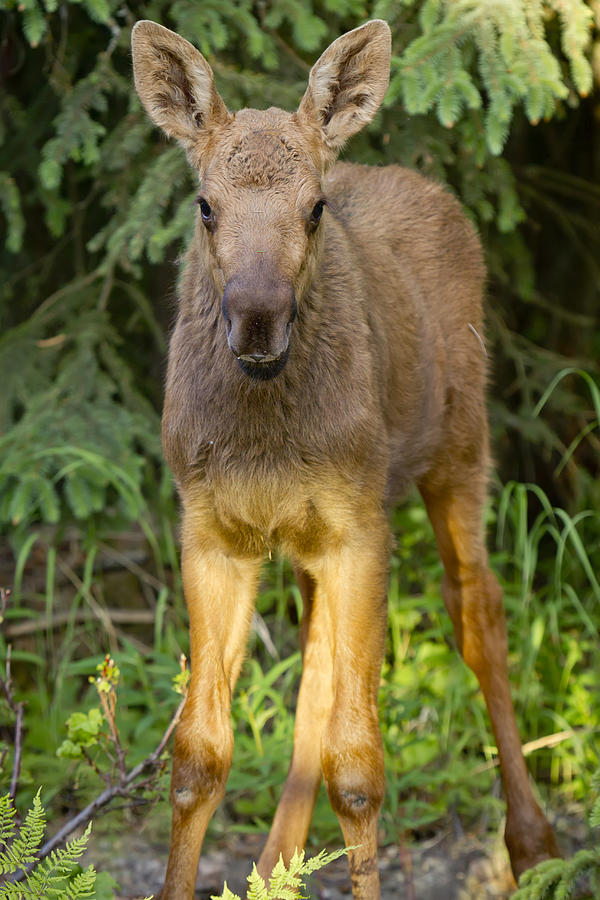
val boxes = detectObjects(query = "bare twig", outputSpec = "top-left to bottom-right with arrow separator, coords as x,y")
82,747 -> 111,786
272,33 -> 311,72
97,541 -> 166,593
5,608 -> 155,638
474,729 -> 577,774
11,691 -> 187,882
9,703 -> 24,804
0,590 -> 26,803
56,556 -> 118,650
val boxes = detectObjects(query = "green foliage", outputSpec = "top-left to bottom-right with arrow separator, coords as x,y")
0,790 -> 97,897
0,302 -> 162,536
57,709 -> 103,760
211,847 -> 349,900
172,655 -> 191,696
388,0 -> 593,153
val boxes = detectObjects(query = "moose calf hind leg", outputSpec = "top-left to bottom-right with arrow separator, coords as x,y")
257,569 -> 333,881
422,483 -> 560,881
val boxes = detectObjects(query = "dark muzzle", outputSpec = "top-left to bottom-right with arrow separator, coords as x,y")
222,275 -> 297,381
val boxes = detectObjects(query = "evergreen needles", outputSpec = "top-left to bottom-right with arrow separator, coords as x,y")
389,0 -> 594,154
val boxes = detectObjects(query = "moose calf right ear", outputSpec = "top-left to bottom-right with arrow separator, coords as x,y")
297,20 -> 391,164
131,21 -> 230,151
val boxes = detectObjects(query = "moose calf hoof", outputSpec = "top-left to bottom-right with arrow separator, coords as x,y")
505,809 -> 561,882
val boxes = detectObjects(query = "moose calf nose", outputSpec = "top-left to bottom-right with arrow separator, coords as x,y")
221,273 -> 297,377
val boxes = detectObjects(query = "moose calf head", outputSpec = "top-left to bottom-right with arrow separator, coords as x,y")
132,19 -> 391,379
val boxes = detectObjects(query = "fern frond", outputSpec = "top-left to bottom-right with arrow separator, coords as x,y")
246,864 -> 269,900
25,821 -> 93,895
301,846 -> 350,874
211,846 -> 350,900
8,789 -> 45,870
0,795 -> 17,851
554,848 -> 600,900
211,883 -> 239,900
266,852 -> 305,898
62,864 -> 97,899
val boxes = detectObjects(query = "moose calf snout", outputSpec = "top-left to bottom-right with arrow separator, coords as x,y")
222,273 -> 297,379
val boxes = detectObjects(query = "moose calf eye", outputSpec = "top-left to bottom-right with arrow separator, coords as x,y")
308,200 -> 325,233
311,200 -> 324,222
198,198 -> 213,225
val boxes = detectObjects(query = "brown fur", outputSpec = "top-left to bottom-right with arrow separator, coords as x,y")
131,19 -> 560,898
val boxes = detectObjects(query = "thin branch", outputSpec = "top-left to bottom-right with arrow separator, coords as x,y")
9,703 -> 24,803
31,270 -> 102,322
474,729 -> 577,774
11,692 -> 187,880
56,556 -> 118,650
96,541 -> 166,593
0,592 -> 26,804
272,33 -> 311,72
5,608 -> 155,639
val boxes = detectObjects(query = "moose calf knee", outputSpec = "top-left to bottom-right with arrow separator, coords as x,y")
171,733 -> 232,816
321,722 -> 385,826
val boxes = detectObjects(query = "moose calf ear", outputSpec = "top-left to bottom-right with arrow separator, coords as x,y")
131,20 -> 230,151
297,20 -> 391,159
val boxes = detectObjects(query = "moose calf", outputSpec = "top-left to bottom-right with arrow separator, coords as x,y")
131,18 -> 560,899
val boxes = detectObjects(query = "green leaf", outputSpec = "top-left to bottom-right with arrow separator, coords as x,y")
65,472 -> 95,519
57,739 -> 84,759
64,708 -> 104,748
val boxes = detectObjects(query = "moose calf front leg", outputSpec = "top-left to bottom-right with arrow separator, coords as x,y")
310,528 -> 389,899
161,534 -> 261,900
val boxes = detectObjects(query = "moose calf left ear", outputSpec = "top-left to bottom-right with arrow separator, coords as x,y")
131,20 -> 230,153
297,20 -> 391,162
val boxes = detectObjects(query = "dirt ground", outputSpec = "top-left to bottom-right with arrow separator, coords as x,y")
85,811 -> 588,900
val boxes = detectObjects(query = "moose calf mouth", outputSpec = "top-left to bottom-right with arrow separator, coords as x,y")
236,345 -> 290,380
